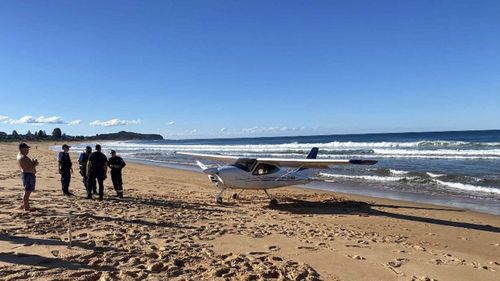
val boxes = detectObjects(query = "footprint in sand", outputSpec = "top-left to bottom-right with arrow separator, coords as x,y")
248,251 -> 268,255
387,258 -> 409,268
297,246 -> 319,251
411,276 -> 438,281
413,245 -> 426,251
347,254 -> 366,260
267,245 -> 280,251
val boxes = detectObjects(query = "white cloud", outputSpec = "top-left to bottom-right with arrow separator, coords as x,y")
0,115 -> 8,123
241,126 -> 300,134
7,115 -> 79,125
220,128 -> 226,133
164,129 -> 200,137
89,118 -> 141,127
167,121 -> 175,125
68,120 -> 81,125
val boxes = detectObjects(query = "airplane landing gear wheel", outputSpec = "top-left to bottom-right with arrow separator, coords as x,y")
216,197 -> 223,204
269,198 -> 278,206
232,193 -> 238,199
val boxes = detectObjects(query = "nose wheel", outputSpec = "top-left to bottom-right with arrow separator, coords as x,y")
215,185 -> 225,204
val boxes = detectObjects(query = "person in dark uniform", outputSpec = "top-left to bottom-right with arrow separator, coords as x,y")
78,146 -> 93,194
58,144 -> 74,196
86,144 -> 108,200
108,150 -> 126,198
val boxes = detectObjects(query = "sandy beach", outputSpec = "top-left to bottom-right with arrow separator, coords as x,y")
0,142 -> 499,281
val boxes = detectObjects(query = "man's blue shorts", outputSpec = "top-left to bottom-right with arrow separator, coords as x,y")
21,172 -> 36,192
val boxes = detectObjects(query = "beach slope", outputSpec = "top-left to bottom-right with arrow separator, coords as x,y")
0,143 -> 498,280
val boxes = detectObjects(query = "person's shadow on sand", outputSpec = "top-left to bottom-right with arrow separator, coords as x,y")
0,251 -> 113,271
0,233 -> 121,253
268,198 -> 500,234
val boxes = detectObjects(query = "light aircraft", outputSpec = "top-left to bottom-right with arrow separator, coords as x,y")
176,148 -> 377,205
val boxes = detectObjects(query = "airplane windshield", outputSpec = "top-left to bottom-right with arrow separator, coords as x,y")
232,158 -> 257,172
252,163 -> 280,175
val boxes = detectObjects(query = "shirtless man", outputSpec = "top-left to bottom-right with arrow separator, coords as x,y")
17,143 -> 38,211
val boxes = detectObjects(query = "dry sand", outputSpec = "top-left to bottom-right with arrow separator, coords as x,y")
0,142 -> 499,280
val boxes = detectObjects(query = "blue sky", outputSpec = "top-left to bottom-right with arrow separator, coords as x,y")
0,1 -> 499,139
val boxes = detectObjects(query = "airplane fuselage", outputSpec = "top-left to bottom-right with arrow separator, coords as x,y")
213,165 -> 312,189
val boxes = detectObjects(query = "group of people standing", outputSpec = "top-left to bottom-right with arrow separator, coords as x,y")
16,142 -> 126,211
58,144 -> 126,200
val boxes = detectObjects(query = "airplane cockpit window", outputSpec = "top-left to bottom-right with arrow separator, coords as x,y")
252,163 -> 279,175
232,158 -> 257,172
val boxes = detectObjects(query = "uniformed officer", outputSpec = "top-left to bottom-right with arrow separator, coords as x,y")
78,146 -> 93,194
108,150 -> 126,198
58,144 -> 73,196
86,144 -> 108,200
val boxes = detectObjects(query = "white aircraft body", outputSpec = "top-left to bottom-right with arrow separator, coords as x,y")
176,148 -> 377,205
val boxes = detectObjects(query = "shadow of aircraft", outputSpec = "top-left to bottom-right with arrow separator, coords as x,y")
269,197 -> 499,234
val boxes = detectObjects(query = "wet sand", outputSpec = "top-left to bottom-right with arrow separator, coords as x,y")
0,142 -> 499,280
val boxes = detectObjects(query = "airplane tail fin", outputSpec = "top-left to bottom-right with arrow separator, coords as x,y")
306,147 -> 319,159
297,147 -> 319,172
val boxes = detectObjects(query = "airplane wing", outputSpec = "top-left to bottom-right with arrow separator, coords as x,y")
175,152 -> 240,163
176,151 -> 377,168
255,158 -> 377,168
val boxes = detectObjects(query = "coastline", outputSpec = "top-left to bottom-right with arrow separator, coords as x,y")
56,134 -> 500,218
0,142 -> 499,280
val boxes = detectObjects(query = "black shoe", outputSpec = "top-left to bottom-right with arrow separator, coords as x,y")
119,194 -> 123,198
68,192 -> 75,196
64,193 -> 70,197
98,196 -> 103,201
93,191 -> 97,195
86,195 -> 93,199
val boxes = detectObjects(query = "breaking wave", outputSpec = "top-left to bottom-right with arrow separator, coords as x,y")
73,140 -> 500,160
318,172 -> 500,195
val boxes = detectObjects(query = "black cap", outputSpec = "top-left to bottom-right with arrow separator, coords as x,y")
62,144 -> 71,149
95,144 -> 101,150
85,146 -> 92,150
19,143 -> 30,149
110,150 -> 116,154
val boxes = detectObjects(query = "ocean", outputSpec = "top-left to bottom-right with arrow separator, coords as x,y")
64,130 -> 500,214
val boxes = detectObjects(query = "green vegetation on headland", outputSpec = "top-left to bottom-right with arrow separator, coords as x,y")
0,128 -> 163,142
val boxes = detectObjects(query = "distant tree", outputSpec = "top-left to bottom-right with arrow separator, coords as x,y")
27,130 -> 32,136
62,133 -> 67,140
52,128 -> 62,139
12,130 -> 19,138
34,131 -> 38,138
38,130 -> 45,138
0,132 -> 7,139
